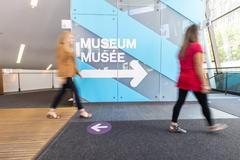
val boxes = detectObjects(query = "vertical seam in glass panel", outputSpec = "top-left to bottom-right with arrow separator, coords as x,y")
117,0 -> 119,102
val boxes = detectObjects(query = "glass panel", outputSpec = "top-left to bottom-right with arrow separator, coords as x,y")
213,71 -> 240,94
227,72 -> 240,93
160,3 -> 192,46
212,8 -> 240,67
214,73 -> 225,90
118,0 -> 155,6
159,2 -> 193,101
72,14 -> 118,102
53,73 -> 62,89
71,0 -> 206,102
20,72 -> 52,91
208,0 -> 240,20
2,73 -> 19,92
71,0 -> 117,15
117,2 -> 161,101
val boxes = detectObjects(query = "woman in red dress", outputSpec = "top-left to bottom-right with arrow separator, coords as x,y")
169,24 -> 227,133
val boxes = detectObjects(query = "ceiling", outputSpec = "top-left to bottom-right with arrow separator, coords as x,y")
0,0 -> 70,69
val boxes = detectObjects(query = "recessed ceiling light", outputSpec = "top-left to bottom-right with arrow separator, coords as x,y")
16,44 -> 26,64
31,0 -> 38,8
46,64 -> 53,70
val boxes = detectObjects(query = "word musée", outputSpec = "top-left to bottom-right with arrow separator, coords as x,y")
80,50 -> 125,63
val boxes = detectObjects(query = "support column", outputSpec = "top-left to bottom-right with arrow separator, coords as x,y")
205,0 -> 221,71
202,0 -> 217,88
203,29 -> 216,88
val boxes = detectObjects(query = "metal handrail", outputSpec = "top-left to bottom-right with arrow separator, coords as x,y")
205,68 -> 240,95
1,72 -> 56,74
205,66 -> 240,70
206,66 -> 240,80
212,5 -> 240,22
207,72 -> 224,80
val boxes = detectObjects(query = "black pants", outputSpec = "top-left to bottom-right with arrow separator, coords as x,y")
171,89 -> 213,126
51,77 -> 83,110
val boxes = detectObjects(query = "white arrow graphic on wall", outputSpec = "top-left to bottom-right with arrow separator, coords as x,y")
80,60 -> 148,87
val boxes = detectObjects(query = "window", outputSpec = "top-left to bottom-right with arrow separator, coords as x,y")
208,0 -> 240,67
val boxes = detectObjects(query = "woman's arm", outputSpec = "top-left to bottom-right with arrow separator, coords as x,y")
62,43 -> 82,77
193,52 -> 209,92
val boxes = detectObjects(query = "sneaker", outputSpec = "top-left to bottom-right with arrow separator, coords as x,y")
208,123 -> 228,132
169,124 -> 187,133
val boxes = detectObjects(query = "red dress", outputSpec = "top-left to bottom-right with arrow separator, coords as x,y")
177,42 -> 203,92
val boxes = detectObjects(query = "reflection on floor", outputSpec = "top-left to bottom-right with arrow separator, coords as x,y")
208,93 -> 240,117
0,108 -> 75,160
72,102 -> 238,123
0,90 -> 73,108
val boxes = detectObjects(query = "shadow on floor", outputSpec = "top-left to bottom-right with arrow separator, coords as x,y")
0,89 -> 73,108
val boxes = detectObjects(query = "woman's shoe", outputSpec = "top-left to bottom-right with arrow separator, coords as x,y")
169,124 -> 187,133
79,109 -> 92,119
208,123 -> 228,132
46,111 -> 61,119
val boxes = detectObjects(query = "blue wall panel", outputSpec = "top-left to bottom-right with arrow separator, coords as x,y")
161,0 -> 205,23
74,58 -> 149,102
71,0 -> 117,15
73,8 -> 179,80
71,0 -> 205,102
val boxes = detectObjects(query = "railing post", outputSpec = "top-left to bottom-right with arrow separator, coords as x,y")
18,72 -> 21,92
52,72 -> 54,89
0,69 -> 3,95
225,72 -> 228,95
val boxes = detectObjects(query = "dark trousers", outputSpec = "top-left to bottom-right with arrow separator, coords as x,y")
171,89 -> 213,126
51,77 -> 83,110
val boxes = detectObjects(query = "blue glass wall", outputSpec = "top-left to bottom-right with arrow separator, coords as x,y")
71,0 -> 205,102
